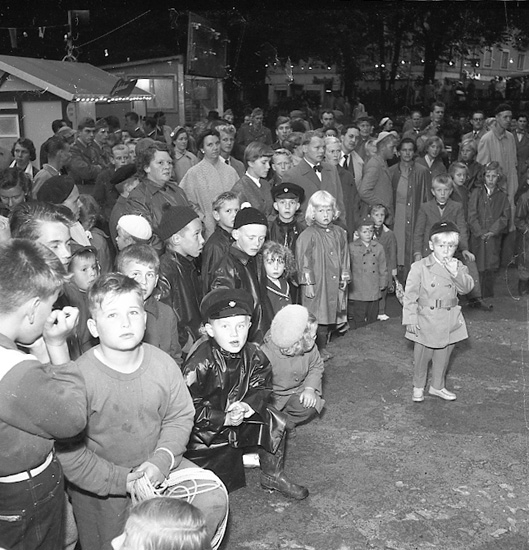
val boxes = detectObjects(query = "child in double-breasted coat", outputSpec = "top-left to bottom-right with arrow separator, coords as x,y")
403,221 -> 474,403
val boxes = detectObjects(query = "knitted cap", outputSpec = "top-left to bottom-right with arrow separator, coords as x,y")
233,207 -> 268,229
117,215 -> 152,241
36,175 -> 75,204
156,206 -> 199,241
270,305 -> 310,349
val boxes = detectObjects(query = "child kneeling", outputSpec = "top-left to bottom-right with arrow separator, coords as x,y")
403,221 -> 474,403
183,288 -> 308,500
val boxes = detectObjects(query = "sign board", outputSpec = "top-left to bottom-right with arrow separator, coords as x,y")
187,12 -> 227,78
110,78 -> 138,98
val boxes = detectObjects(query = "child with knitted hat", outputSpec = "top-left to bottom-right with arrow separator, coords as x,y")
261,305 -> 325,433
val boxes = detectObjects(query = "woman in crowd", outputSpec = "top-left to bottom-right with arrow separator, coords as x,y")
10,137 -> 38,181
172,126 -> 199,183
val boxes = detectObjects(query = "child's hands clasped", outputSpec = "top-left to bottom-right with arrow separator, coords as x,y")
299,388 -> 317,408
225,401 -> 254,426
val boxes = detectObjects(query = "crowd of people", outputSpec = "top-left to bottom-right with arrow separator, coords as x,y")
0,98 -> 528,550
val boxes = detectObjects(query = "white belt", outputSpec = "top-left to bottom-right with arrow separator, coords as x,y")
0,451 -> 54,483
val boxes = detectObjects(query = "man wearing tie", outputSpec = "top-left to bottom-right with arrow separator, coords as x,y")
461,110 -> 486,148
283,130 -> 345,218
402,111 -> 423,142
514,113 -> 529,189
340,124 -> 364,190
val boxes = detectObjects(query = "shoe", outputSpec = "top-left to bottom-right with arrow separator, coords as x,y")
260,471 -> 309,500
377,314 -> 390,321
319,349 -> 334,362
412,387 -> 424,402
242,452 -> 260,469
428,386 -> 457,401
467,299 -> 493,311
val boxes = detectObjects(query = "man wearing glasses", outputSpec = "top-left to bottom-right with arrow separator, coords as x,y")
462,111 -> 486,147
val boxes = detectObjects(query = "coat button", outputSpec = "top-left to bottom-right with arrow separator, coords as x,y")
431,283 -> 435,287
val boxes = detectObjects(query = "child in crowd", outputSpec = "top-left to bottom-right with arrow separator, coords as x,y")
158,206 -> 205,354
515,174 -> 529,296
211,207 -> 272,343
459,138 -> 483,192
79,194 -> 113,274
261,305 -> 324,434
64,244 -> 100,356
108,165 -> 139,246
57,273 -> 227,550
370,204 -> 397,320
448,162 -> 470,219
0,239 -> 86,550
262,241 -> 295,314
117,244 -> 182,365
268,182 -> 305,255
270,148 -> 293,186
115,214 -> 153,251
403,221 -> 474,403
201,191 -> 239,294
183,288 -> 308,500
416,136 -> 448,182
112,498 -> 211,550
348,217 -> 387,329
468,162 -> 510,298
296,191 -> 350,360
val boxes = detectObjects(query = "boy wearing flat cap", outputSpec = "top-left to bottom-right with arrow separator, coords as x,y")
183,288 -> 309,499
158,205 -> 205,355
403,221 -> 474,403
210,207 -> 272,343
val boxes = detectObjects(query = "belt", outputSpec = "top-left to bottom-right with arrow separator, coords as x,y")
418,298 -> 458,309
0,451 -> 54,484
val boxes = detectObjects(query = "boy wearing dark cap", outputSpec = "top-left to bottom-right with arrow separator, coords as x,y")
183,288 -> 308,499
210,207 -> 272,343
108,164 -> 139,247
158,206 -> 205,354
269,182 -> 305,254
403,221 -> 474,403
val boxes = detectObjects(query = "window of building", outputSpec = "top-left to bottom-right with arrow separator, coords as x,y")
500,50 -> 509,69
517,53 -> 525,71
136,77 -> 175,110
0,113 -> 20,153
483,48 -> 492,68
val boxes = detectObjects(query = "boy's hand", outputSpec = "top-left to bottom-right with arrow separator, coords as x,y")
339,279 -> 348,291
136,461 -> 165,488
126,469 -> 145,494
462,250 -> 475,262
442,258 -> 458,277
304,284 -> 315,299
299,388 -> 317,408
414,253 -> 422,262
224,401 -> 253,426
43,307 -> 80,347
481,231 -> 494,241
406,324 -> 420,336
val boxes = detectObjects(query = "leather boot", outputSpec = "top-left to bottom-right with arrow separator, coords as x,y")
259,437 -> 309,500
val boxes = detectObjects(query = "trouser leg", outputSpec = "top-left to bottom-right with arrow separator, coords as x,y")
365,300 -> 379,325
430,344 -> 455,390
316,324 -> 329,350
281,394 -> 318,429
413,343 -> 434,389
378,290 -> 388,314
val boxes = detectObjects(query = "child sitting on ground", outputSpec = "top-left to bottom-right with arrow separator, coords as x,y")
57,273 -> 227,550
117,243 -> 182,365
348,216 -> 387,329
158,206 -> 205,355
296,191 -> 350,360
468,162 -> 510,298
64,244 -> 100,356
404,221 -> 474,403
262,240 -> 295,314
183,288 -> 308,500
111,498 -> 211,550
115,214 -> 153,251
261,305 -> 324,434
369,204 -> 396,321
201,191 -> 239,294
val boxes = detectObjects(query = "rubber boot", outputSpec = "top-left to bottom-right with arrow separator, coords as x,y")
259,437 -> 309,500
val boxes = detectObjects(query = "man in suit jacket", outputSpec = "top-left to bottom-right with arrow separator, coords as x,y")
340,124 -> 364,189
461,110 -> 487,148
358,131 -> 397,225
514,113 -> 529,188
282,130 -> 345,219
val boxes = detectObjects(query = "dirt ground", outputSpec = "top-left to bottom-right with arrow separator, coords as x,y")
220,267 -> 529,550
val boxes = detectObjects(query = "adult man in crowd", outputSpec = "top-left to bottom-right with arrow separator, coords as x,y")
218,124 -> 245,177
93,119 -> 112,170
419,101 -> 446,138
317,109 -> 336,132
340,124 -> 364,188
355,116 -> 375,162
514,112 -> 529,190
39,119 -> 70,167
33,136 -> 72,198
462,110 -> 487,147
124,111 -> 144,138
359,132 -> 397,225
234,108 -> 273,160
272,116 -> 292,149
402,111 -> 423,141
283,130 -> 344,218
67,117 -> 104,186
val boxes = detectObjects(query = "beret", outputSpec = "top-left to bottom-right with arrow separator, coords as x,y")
356,216 -> 375,230
36,175 -> 75,204
111,164 -> 137,186
495,103 -> 512,115
117,215 -> 152,241
429,220 -> 460,239
156,206 -> 199,241
271,182 -> 304,202
201,288 -> 254,320
233,207 -> 268,229
270,305 -> 309,349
